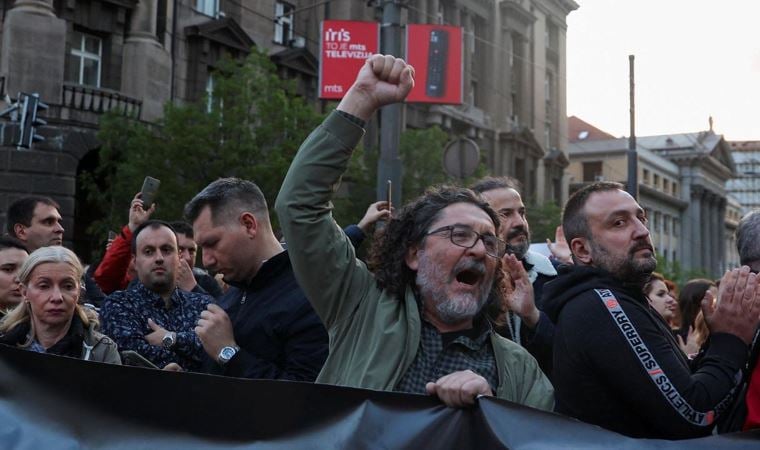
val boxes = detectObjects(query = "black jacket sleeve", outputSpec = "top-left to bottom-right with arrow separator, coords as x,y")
521,311 -> 554,377
560,290 -> 747,439
343,224 -> 366,249
222,301 -> 328,381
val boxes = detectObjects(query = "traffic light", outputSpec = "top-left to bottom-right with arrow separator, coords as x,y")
17,92 -> 47,149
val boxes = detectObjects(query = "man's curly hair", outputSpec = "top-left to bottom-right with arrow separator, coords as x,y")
367,185 -> 505,309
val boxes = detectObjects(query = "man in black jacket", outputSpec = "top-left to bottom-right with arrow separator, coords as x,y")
545,181 -> 760,439
185,178 -> 328,380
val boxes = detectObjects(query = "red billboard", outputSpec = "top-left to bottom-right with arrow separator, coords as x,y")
405,24 -> 462,104
319,20 -> 380,100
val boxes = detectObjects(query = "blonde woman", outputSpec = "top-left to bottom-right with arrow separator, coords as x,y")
0,246 -> 120,363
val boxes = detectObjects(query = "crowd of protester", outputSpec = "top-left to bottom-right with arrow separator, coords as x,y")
0,54 -> 759,440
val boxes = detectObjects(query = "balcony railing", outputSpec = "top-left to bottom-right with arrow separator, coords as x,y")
62,83 -> 142,119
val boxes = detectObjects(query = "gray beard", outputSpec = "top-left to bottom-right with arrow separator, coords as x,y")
415,251 -> 492,324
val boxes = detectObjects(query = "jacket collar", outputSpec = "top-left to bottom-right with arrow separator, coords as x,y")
227,250 -> 291,291
522,250 -> 557,283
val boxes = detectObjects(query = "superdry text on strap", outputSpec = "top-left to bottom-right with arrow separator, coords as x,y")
594,288 -> 739,427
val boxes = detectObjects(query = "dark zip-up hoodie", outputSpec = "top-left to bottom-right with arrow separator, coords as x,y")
542,264 -> 747,439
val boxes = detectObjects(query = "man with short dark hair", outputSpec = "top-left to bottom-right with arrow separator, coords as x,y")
0,236 -> 28,313
544,181 -> 760,438
8,195 -> 104,306
101,220 -> 212,370
94,192 -> 155,294
471,176 -> 557,375
185,178 -> 328,380
169,221 -> 223,299
7,196 -> 64,251
275,54 -> 552,409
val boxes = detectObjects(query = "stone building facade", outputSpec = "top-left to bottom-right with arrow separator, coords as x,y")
0,0 -> 576,257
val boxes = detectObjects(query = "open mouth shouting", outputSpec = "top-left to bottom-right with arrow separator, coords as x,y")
453,260 -> 487,290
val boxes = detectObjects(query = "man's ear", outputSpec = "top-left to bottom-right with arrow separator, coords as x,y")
13,223 -> 26,241
570,237 -> 592,265
240,212 -> 258,239
405,245 -> 420,271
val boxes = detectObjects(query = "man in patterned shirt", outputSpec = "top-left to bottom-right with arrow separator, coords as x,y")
101,220 -> 212,370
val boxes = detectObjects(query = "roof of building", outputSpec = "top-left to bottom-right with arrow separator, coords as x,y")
729,140 -> 760,152
567,116 -> 617,142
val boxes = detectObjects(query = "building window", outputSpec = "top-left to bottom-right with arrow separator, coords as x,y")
66,31 -> 102,87
195,0 -> 218,17
672,182 -> 678,196
673,218 -> 680,236
664,215 -> 670,233
654,173 -> 660,189
274,1 -> 294,45
642,169 -> 650,185
544,122 -> 551,149
582,161 -> 603,182
663,178 -> 670,194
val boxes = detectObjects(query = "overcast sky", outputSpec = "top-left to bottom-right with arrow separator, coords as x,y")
566,0 -> 760,141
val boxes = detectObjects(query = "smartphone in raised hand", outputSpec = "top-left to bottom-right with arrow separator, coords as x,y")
140,176 -> 161,208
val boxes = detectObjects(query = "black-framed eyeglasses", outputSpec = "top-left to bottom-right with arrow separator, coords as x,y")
425,225 -> 506,258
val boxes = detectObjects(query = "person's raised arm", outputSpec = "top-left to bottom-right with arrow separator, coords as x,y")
336,54 -> 415,121
275,55 -> 414,328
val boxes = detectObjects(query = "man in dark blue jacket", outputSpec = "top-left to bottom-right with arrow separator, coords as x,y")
185,178 -> 328,380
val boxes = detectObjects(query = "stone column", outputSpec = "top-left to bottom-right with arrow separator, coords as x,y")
501,30 -> 512,127
717,197 -> 726,275
417,0 -> 427,24
688,185 -> 703,272
520,37 -> 531,128
701,192 -> 711,274
429,0 -> 439,23
121,0 -> 171,121
712,197 -> 719,273
0,0 -> 66,103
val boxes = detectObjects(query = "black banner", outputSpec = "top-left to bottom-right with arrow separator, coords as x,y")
0,345 -> 757,449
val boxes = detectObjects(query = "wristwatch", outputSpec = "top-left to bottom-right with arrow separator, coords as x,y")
217,345 -> 240,365
162,332 -> 176,349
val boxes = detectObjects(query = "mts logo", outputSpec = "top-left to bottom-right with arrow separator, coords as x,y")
324,28 -> 351,42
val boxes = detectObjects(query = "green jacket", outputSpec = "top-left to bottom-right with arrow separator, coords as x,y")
83,323 -> 122,364
276,112 -> 553,411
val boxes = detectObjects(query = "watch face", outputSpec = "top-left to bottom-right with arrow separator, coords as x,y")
220,347 -> 236,360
